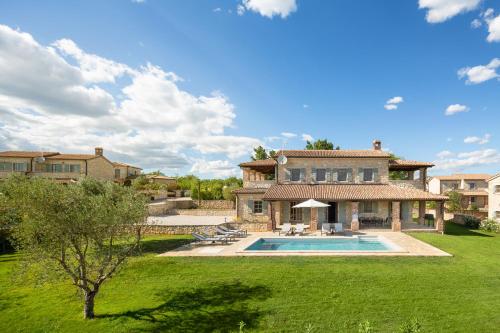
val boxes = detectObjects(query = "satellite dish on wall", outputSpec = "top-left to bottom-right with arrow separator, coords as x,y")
277,155 -> 287,165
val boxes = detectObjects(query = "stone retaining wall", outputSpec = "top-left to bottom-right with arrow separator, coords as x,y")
166,209 -> 236,216
142,224 -> 217,235
194,200 -> 235,209
226,221 -> 269,232
148,201 -> 176,216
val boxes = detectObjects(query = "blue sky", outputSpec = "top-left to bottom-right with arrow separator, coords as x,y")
0,0 -> 499,177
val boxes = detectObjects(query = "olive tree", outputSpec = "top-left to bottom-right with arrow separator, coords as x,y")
2,175 -> 147,319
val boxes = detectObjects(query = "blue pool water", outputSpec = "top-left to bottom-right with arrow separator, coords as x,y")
245,237 -> 392,252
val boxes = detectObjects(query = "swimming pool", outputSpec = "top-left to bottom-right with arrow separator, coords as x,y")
244,236 -> 398,252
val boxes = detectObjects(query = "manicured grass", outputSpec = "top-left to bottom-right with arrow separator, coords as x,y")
1,225 -> 500,332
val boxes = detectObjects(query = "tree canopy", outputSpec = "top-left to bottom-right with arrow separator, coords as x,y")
305,139 -> 339,150
1,175 -> 147,319
176,175 -> 242,201
388,153 -> 408,180
251,145 -> 276,161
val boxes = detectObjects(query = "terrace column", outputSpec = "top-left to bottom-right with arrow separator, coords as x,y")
267,201 -> 274,231
418,201 -> 426,225
436,201 -> 444,234
274,201 -> 282,229
351,202 -> 359,232
391,201 -> 401,232
310,207 -> 318,232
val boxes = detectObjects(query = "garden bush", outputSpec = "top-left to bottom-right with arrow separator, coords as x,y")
463,215 -> 480,229
480,219 -> 500,233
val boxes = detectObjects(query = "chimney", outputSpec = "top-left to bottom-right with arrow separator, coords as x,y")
372,140 -> 382,151
95,147 -> 103,156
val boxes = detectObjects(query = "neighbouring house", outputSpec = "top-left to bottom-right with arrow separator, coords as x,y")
428,174 -> 490,212
146,174 -> 178,190
0,147 -> 141,184
487,174 -> 500,222
233,140 -> 447,232
113,162 -> 142,185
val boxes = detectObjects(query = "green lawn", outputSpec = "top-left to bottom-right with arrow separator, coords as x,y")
1,224 -> 499,333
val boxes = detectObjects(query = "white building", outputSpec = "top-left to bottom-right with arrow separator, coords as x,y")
488,174 -> 500,222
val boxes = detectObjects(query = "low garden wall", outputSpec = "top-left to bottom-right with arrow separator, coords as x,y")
193,200 -> 235,210
142,224 -> 217,235
166,209 -> 235,216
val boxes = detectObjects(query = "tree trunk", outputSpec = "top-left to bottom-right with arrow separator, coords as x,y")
83,291 -> 96,319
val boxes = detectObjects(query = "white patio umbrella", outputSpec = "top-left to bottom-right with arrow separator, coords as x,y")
293,199 -> 330,208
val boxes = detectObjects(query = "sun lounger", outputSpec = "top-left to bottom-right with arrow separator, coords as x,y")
321,223 -> 333,235
334,223 -> 344,234
218,225 -> 247,237
295,223 -> 306,235
215,226 -> 239,239
279,223 -> 292,236
192,232 -> 229,244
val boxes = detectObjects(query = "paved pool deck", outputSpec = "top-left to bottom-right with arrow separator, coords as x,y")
158,231 -> 452,257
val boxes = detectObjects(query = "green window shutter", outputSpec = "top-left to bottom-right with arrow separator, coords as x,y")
64,164 -> 70,172
359,202 -> 365,213
373,201 -> 379,213
358,168 -> 364,183
311,168 -> 316,182
262,201 -> 269,214
326,168 -> 331,182
373,169 -> 379,182
331,168 -> 338,182
300,168 -> 306,181
284,168 -> 291,181
247,200 -> 254,213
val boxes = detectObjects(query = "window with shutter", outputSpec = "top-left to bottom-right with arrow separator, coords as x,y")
300,168 -> 306,181
253,200 -> 263,214
290,169 -> 301,181
337,169 -> 348,182
316,168 -> 326,182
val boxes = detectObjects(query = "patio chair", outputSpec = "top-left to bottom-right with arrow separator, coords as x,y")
279,223 -> 292,236
218,225 -> 247,236
334,223 -> 344,234
192,232 -> 229,244
295,223 -> 306,236
321,223 -> 333,235
216,226 -> 244,238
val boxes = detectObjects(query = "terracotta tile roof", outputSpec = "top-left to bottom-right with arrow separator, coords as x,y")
239,159 -> 277,167
276,150 -> 391,158
433,174 -> 491,181
45,154 -> 97,160
232,188 -> 268,194
113,162 -> 143,169
262,184 -> 448,201
0,151 -> 59,158
389,160 -> 434,167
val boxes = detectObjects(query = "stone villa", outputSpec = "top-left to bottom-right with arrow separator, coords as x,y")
428,174 -> 490,212
233,140 -> 448,232
488,174 -> 500,222
0,148 -> 141,184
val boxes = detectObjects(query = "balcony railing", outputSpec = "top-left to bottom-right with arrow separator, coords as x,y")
389,179 -> 424,190
243,180 -> 276,189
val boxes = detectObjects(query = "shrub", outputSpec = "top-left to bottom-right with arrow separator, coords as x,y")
358,320 -> 374,333
480,219 -> 500,233
463,215 -> 480,229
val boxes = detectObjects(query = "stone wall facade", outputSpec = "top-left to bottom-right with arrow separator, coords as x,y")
277,157 -> 390,184
86,156 -> 115,180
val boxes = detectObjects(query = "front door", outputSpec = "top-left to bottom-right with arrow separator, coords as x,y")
328,202 -> 338,223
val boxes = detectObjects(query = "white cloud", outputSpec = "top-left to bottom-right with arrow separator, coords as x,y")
437,150 -> 454,159
386,96 -> 404,104
131,0 -> 146,3
384,104 -> 398,110
445,104 -> 469,115
471,18 -> 482,28
301,134 -> 314,142
486,14 -> 500,42
213,7 -> 222,13
384,96 -> 403,110
190,159 -> 240,178
303,104 -> 309,109
464,133 -> 491,144
447,137 -> 453,142
0,24 -> 262,177
458,58 -> 500,84
419,0 -> 481,23
281,132 -> 297,138
239,0 -> 297,19
52,39 -> 133,83
433,148 -> 500,170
